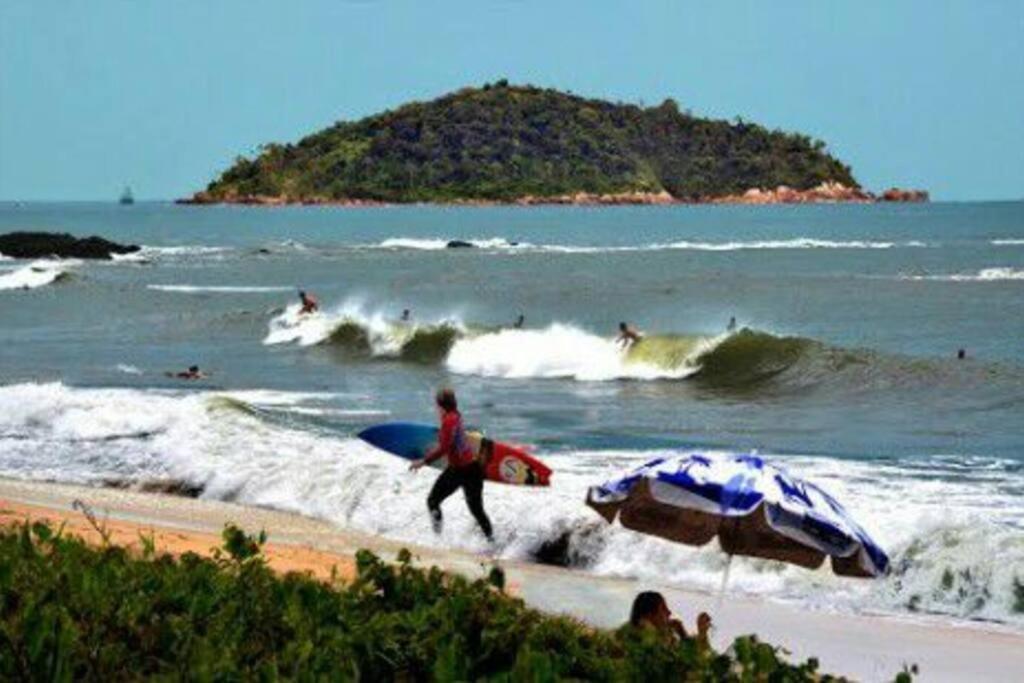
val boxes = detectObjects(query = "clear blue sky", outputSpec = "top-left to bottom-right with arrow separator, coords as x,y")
1,1 -> 1022,201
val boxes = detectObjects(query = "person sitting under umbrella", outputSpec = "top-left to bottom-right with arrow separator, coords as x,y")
628,591 -> 711,650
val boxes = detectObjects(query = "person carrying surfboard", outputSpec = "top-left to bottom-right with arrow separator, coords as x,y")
410,388 -> 494,542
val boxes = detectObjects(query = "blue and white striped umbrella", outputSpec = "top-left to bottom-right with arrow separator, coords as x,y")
586,452 -> 889,578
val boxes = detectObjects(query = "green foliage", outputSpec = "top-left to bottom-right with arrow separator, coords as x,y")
199,84 -> 858,202
0,521 -> 891,680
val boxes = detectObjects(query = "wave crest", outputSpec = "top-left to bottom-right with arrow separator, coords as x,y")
0,259 -> 78,291
901,268 -> 1024,282
446,325 -> 715,381
264,302 -> 463,362
369,236 -> 927,254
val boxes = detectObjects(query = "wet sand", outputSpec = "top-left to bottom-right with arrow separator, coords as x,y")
1,477 -> 1021,682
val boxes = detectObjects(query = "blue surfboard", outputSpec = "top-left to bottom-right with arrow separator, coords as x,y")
359,421 -> 553,486
358,422 -> 440,462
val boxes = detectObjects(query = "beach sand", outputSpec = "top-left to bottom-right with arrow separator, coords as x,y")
1,477 -> 1020,682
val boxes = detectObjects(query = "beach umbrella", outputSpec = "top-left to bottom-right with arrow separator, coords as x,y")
586,452 -> 889,578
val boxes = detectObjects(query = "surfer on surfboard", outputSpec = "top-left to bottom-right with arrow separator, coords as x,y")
298,290 -> 319,315
616,322 -> 643,348
410,388 -> 494,542
166,365 -> 207,380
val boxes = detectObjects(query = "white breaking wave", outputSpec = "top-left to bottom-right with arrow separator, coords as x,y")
1,381 -> 1022,629
115,364 -> 143,375
265,306 -> 723,381
263,300 -> 463,351
992,239 -> 1024,246
659,238 -> 925,251
148,284 -> 295,293
377,237 -> 530,251
110,251 -> 151,263
901,268 -> 1024,282
371,236 -> 926,254
109,245 -> 232,264
446,324 -> 715,381
141,245 -> 231,257
0,259 -> 80,291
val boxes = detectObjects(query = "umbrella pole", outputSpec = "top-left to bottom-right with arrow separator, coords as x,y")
717,554 -> 734,608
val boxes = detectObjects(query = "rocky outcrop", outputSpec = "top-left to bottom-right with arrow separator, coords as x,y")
513,190 -> 678,206
182,190 -> 679,207
704,182 -> 930,205
880,188 -> 929,202
181,184 -> 928,208
0,232 -> 140,260
179,192 -> 389,207
705,182 -> 873,205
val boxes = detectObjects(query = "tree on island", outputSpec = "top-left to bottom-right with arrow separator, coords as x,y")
191,82 -> 859,204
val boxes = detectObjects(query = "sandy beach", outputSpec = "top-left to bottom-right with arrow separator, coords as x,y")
1,477 -> 1020,682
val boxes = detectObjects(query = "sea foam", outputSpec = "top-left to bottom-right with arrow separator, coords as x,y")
0,381 -> 1021,629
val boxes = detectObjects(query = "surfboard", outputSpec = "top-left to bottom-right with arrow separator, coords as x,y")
357,421 -> 552,486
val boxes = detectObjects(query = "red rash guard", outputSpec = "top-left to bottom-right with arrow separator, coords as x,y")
424,410 -> 475,468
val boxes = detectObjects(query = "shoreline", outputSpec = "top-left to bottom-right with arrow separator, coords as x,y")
2,477 -> 1021,681
179,183 -> 929,208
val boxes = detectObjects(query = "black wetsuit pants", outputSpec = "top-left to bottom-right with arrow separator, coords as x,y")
427,463 -> 493,539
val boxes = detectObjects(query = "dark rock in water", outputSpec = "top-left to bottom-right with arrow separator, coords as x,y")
446,240 -> 475,249
256,247 -> 272,254
0,231 -> 141,260
531,521 -> 607,568
101,478 -> 204,498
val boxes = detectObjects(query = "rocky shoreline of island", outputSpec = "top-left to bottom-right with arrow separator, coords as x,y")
179,182 -> 927,208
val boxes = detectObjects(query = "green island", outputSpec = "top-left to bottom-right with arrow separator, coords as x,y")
188,82 -> 924,206
0,521 -> 915,681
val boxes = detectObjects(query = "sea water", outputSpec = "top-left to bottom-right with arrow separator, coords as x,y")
1,200 -> 1022,628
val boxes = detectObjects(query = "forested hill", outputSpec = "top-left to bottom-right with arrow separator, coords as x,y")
190,82 -> 859,204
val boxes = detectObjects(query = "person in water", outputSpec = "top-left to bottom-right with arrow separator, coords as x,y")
410,388 -> 494,541
298,290 -> 318,315
167,365 -> 206,380
513,313 -> 525,329
727,316 -> 737,332
401,309 -> 411,322
616,322 -> 643,348
957,348 -> 966,360
628,591 -> 711,649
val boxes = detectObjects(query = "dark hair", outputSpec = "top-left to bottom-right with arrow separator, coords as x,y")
619,322 -> 628,331
298,290 -> 306,297
188,365 -> 199,373
630,591 -> 666,627
435,387 -> 458,413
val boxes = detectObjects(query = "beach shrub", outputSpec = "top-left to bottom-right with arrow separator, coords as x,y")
0,520 -> 898,681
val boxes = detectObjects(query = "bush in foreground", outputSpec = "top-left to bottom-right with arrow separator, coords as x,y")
0,521 -> 909,681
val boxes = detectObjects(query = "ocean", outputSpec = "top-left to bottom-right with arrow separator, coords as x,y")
1,200 -> 1022,628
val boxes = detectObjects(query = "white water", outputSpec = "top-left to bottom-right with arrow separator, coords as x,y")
378,237 -> 529,250
263,304 -> 722,381
148,284 -> 295,293
0,259 -> 80,291
370,236 -> 927,254
0,381 -> 1021,628
263,300 -> 463,353
446,324 -> 712,380
902,267 -> 1024,282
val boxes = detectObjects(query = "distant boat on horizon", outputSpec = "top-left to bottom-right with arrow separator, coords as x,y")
119,186 -> 134,205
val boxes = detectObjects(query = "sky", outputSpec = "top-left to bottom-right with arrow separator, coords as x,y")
1,1 -> 1022,201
